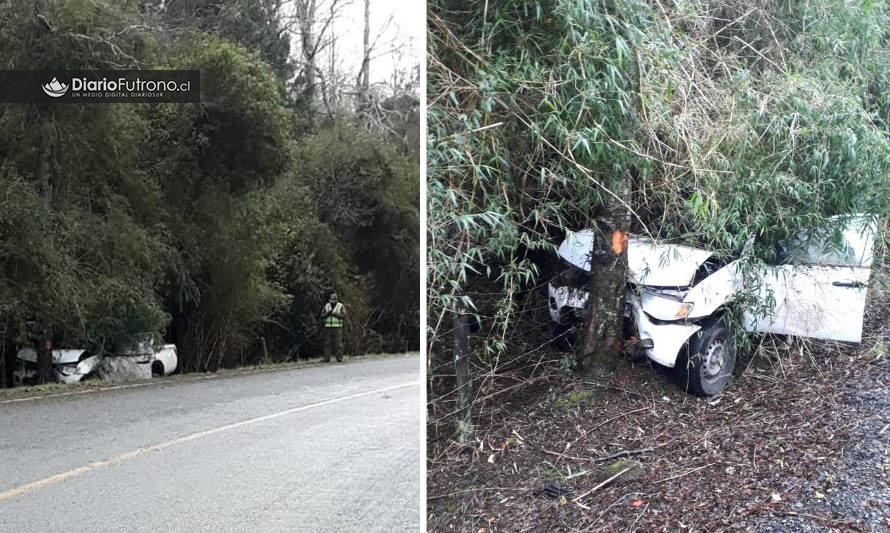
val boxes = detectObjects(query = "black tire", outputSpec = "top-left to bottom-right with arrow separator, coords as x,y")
151,360 -> 164,377
675,323 -> 736,396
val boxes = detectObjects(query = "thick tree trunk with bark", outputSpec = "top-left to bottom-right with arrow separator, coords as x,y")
577,198 -> 631,374
37,337 -> 53,384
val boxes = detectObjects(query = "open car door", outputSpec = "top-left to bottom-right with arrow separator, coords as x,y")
744,215 -> 877,343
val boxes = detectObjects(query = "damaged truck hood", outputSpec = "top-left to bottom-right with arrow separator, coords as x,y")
558,230 -> 713,287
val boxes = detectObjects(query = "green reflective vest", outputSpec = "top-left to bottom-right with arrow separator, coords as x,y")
324,302 -> 344,328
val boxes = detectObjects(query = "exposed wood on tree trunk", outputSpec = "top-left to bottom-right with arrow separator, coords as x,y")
577,193 -> 631,374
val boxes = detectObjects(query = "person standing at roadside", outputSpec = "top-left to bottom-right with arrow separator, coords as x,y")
321,292 -> 346,362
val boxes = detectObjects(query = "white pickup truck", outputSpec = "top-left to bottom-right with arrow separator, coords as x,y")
548,215 -> 877,396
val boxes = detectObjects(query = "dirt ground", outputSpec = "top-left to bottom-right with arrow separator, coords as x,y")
427,274 -> 890,531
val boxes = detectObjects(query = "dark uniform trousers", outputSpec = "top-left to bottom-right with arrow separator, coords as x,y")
323,327 -> 343,362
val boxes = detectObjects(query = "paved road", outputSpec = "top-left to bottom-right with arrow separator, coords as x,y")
0,354 -> 421,532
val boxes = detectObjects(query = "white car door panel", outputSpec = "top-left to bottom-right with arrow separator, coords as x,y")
746,265 -> 869,342
745,215 -> 875,343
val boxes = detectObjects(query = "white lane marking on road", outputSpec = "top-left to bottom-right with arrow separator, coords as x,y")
0,382 -> 158,404
0,380 -> 418,502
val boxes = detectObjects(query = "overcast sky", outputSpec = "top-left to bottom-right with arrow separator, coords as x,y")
296,0 -> 422,88
341,0 -> 422,84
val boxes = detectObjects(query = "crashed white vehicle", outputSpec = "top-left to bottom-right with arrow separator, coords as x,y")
13,341 -> 178,385
112,335 -> 179,380
13,348 -> 102,385
548,215 -> 877,396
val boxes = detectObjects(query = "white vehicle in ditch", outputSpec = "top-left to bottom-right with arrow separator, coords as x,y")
13,348 -> 102,385
548,215 -> 877,396
13,340 -> 178,386
113,335 -> 179,379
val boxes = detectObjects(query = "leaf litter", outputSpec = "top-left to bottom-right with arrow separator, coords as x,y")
428,268 -> 890,532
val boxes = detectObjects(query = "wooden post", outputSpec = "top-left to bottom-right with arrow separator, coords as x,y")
453,307 -> 474,444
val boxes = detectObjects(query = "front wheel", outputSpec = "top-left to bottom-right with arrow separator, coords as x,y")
675,323 -> 736,396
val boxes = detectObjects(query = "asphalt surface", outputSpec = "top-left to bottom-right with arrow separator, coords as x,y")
0,354 -> 422,532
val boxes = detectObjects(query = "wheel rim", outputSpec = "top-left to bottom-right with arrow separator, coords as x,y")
701,338 -> 730,384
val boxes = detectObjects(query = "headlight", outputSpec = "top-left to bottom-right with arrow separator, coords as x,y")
56,365 -> 76,375
640,292 -> 693,321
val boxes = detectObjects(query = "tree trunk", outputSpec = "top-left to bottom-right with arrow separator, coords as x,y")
1,336 -> 12,388
37,337 -> 53,384
296,0 -> 318,106
577,196 -> 631,374
37,124 -> 53,209
453,307 -> 474,444
356,0 -> 370,105
36,119 -> 54,384
327,0 -> 337,113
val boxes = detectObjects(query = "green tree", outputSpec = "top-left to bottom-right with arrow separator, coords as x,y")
428,0 -> 654,369
150,0 -> 295,85
146,38 -> 295,371
297,121 -> 420,353
0,0 -> 417,386
0,0 -> 168,380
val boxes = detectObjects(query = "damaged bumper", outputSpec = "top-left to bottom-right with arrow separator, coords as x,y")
54,355 -> 103,384
628,295 -> 701,368
548,284 -> 588,324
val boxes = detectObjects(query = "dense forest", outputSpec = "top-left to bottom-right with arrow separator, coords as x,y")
428,0 -> 890,369
0,0 -> 419,386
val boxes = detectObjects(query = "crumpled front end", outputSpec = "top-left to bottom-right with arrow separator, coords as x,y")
15,348 -> 100,385
628,293 -> 701,368
550,229 -> 741,368
54,355 -> 103,384
548,284 -> 588,325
